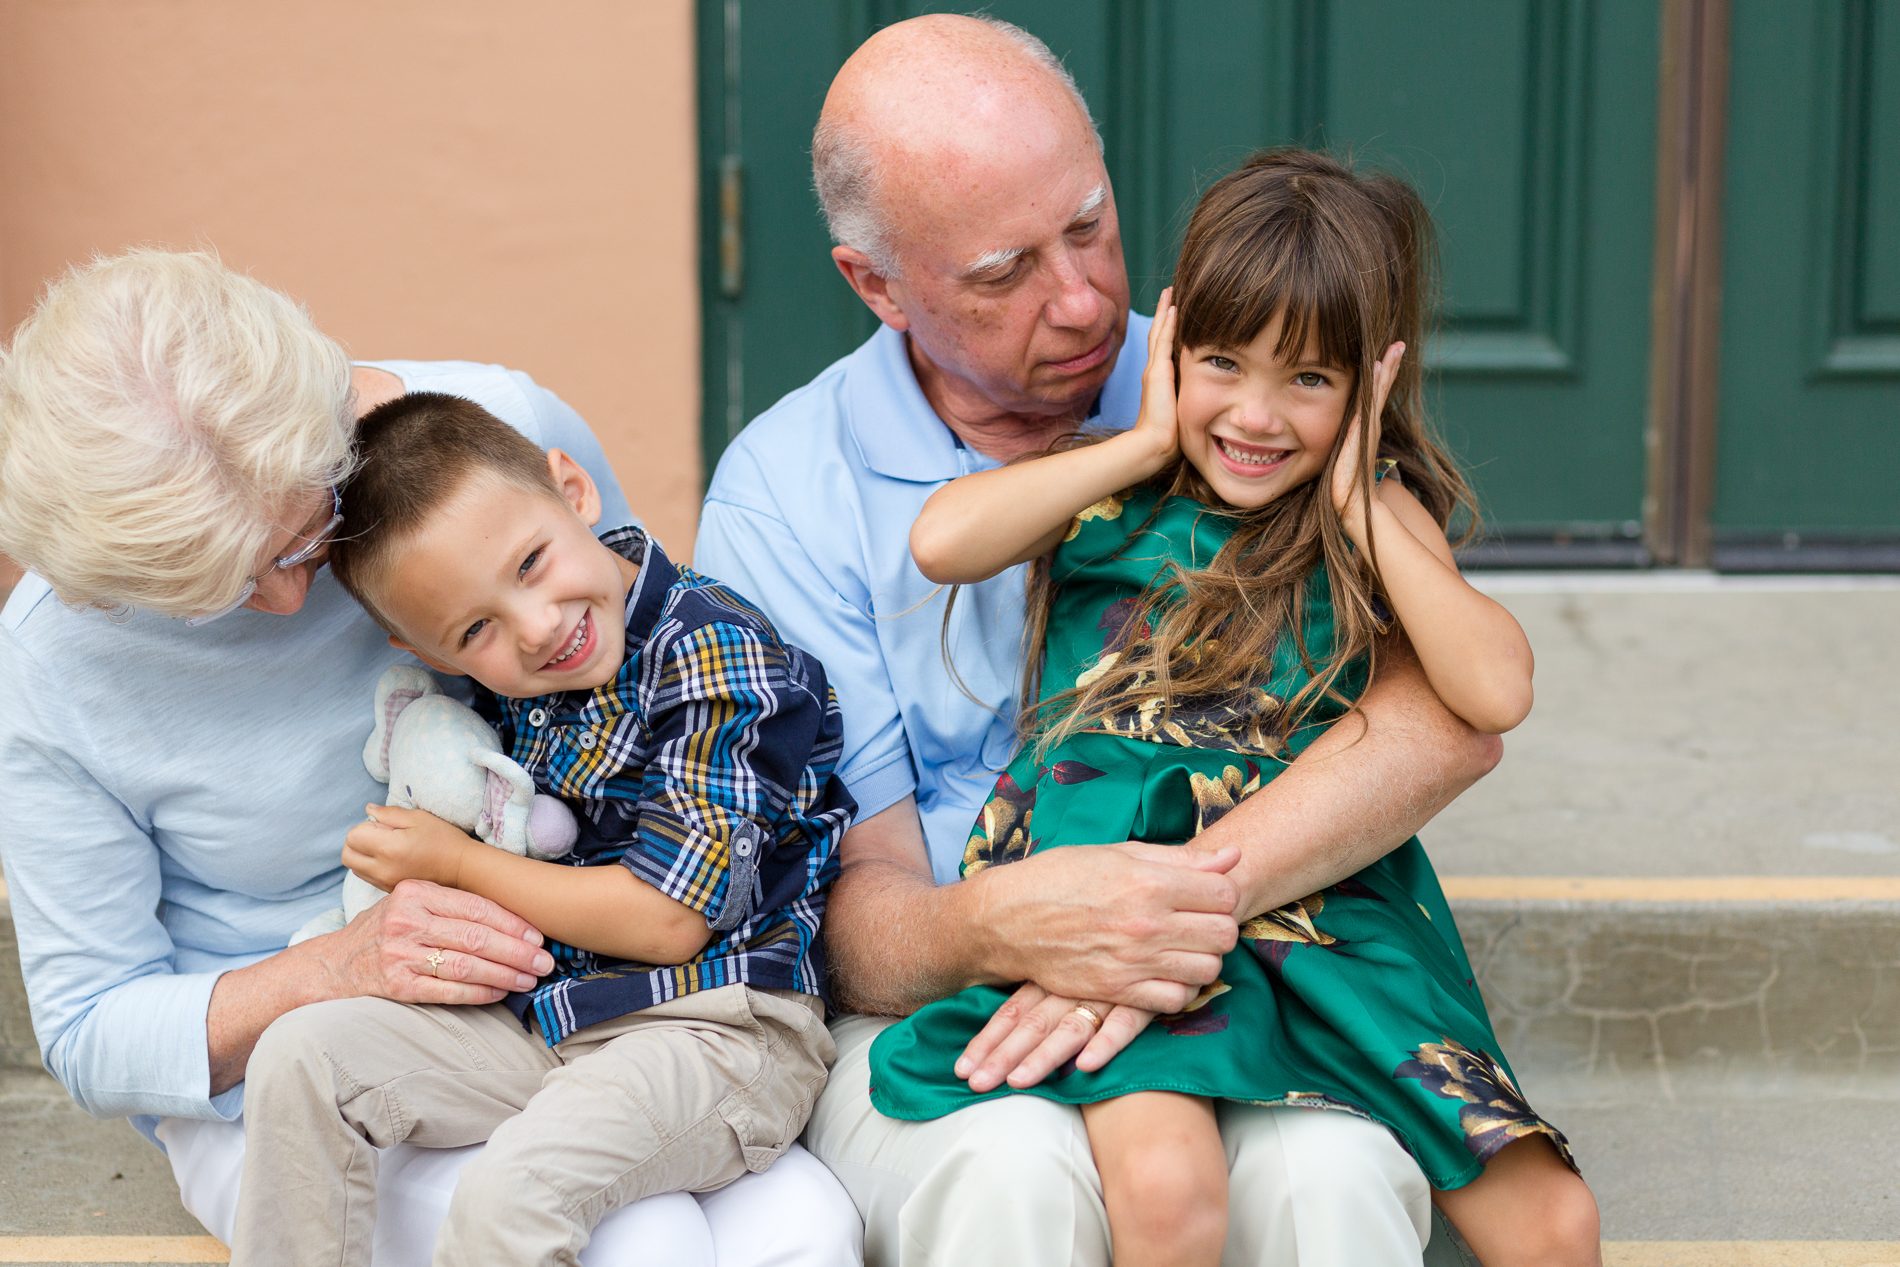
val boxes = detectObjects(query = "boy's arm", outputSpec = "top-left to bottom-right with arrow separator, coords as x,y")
343,810 -> 713,964
909,295 -> 1181,584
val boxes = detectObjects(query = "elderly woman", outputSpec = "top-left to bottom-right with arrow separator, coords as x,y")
0,249 -> 860,1265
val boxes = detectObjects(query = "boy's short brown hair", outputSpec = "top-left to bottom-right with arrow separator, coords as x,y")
330,391 -> 563,633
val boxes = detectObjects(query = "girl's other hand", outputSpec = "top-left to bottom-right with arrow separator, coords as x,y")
1130,288 -> 1182,461
1330,340 -> 1406,529
954,981 -> 1157,1091
342,804 -> 475,893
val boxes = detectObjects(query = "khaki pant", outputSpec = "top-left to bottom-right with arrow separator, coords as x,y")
231,984 -> 833,1267
803,1013 -> 1459,1267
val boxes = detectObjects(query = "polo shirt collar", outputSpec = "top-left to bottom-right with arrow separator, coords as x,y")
845,325 -> 966,483
844,320 -> 1142,484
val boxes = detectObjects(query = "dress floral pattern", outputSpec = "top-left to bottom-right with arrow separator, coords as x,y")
868,488 -> 1573,1190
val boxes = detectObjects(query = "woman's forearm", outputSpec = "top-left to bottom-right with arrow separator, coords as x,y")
207,880 -> 555,1094
205,939 -> 354,1094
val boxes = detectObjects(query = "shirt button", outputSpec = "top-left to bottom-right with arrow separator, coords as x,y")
577,732 -> 597,751
527,707 -> 549,727
734,837 -> 753,857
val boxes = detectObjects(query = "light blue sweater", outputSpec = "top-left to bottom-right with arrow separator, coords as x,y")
0,362 -> 630,1133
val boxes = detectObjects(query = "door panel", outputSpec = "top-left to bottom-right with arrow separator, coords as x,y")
696,1 -> 873,481
1713,0 -> 1900,567
699,1 -> 1661,560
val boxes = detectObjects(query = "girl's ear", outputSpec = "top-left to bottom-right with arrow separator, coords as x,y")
547,449 -> 603,527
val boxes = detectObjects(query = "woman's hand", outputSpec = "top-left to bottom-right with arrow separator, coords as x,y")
1129,288 -> 1182,462
323,878 -> 553,1005
1330,340 -> 1406,540
343,804 -> 476,892
954,982 -> 1157,1092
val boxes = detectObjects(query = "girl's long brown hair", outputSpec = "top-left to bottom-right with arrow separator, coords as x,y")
1018,148 -> 1476,757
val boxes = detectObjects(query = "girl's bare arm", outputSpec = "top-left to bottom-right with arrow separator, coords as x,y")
909,296 -> 1181,584
1334,343 -> 1534,735
1347,482 -> 1534,734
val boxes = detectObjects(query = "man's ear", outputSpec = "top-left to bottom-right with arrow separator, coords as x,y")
547,449 -> 602,527
832,246 -> 911,332
387,633 -> 459,677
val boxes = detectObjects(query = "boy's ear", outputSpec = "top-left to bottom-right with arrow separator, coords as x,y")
547,448 -> 602,527
387,633 -> 459,677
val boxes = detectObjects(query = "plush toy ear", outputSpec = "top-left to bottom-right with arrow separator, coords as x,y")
364,665 -> 443,782
469,748 -> 536,850
526,795 -> 578,860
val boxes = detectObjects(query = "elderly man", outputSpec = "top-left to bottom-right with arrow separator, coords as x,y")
694,15 -> 1498,1266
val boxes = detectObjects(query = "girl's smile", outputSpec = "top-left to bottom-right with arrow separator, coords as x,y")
1176,308 -> 1353,510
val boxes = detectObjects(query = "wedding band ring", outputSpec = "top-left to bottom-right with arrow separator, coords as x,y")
426,950 -> 445,978
1071,1003 -> 1105,1030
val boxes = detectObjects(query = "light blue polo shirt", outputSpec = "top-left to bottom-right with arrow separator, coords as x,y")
694,316 -> 1150,883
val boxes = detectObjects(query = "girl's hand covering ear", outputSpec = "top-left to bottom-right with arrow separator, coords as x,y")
1131,289 -> 1182,460
1331,340 -> 1406,530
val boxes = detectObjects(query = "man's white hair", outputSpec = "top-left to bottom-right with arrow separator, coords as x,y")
0,249 -> 354,617
811,15 -> 1102,278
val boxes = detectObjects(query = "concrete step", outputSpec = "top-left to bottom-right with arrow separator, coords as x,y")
1450,878 -> 1900,1093
13,878 -> 1900,1078
1435,574 -> 1900,879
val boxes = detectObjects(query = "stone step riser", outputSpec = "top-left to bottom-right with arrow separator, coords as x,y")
7,902 -> 1898,1086
1457,900 -> 1900,1096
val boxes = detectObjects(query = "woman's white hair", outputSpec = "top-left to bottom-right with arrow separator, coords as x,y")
0,248 -> 354,617
811,16 -> 1100,278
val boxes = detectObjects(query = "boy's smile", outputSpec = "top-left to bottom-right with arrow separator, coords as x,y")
377,460 -> 639,699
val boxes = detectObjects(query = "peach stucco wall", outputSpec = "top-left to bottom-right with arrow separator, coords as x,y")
0,0 -> 700,598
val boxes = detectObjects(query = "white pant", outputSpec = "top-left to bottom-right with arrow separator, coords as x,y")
156,1115 -> 862,1266
805,1014 -> 1462,1267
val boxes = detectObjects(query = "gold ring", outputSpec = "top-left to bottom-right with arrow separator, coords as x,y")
1071,1003 -> 1105,1030
426,950 -> 446,978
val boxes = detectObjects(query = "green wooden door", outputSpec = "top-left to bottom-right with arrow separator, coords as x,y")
700,1 -> 1662,561
1711,0 -> 1900,568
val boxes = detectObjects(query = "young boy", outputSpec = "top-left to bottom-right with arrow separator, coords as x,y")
228,392 -> 855,1267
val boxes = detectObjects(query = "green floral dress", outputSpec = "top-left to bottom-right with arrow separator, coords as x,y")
867,488 -> 1573,1190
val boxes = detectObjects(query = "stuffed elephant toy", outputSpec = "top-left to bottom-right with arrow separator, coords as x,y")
290,664 -> 578,945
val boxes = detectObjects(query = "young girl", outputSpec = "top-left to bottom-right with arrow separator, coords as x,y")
868,150 -> 1599,1266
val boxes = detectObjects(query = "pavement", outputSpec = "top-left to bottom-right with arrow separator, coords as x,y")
3,571 -> 1899,1261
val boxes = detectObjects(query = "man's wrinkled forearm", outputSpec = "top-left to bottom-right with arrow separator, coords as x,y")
823,854 -> 995,1017
1210,637 -> 1502,921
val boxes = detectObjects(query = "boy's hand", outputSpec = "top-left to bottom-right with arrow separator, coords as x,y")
1331,340 -> 1405,537
343,805 -> 476,893
1129,288 -> 1182,461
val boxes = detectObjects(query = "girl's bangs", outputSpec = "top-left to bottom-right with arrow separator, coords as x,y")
1184,221 -> 1362,372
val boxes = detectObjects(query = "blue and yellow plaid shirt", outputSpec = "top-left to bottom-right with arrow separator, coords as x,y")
482,525 -> 854,1043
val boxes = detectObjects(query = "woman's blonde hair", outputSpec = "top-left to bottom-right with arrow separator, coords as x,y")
1021,148 -> 1476,757
0,248 -> 354,617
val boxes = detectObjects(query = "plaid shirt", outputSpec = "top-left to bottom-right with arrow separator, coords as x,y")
482,526 -> 854,1043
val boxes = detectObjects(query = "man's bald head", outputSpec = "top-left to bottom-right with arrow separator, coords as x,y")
813,14 -> 1100,277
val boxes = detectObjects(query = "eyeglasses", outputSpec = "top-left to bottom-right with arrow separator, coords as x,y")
186,485 -> 344,627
